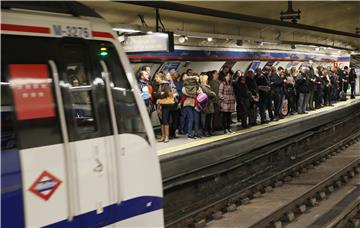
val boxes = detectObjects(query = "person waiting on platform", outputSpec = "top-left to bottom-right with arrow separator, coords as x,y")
307,62 -> 317,111
295,67 -> 310,114
255,67 -> 273,123
269,66 -> 284,120
245,69 -> 259,126
208,70 -> 223,132
199,74 -> 217,137
349,68 -> 357,99
155,73 -> 175,143
137,70 -> 153,114
180,74 -> 201,139
219,72 -> 236,133
167,72 -> 180,139
314,66 -> 324,109
285,67 -> 297,115
321,68 -> 333,106
233,74 -> 252,129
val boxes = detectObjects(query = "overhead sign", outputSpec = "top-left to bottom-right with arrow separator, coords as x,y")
28,171 -> 62,201
122,32 -> 174,53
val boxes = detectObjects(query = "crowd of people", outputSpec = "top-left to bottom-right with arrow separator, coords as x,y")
136,64 -> 358,143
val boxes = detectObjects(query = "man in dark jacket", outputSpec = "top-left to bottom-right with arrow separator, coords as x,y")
295,67 -> 310,114
233,75 -> 251,128
255,67 -> 273,123
269,66 -> 283,120
246,69 -> 259,125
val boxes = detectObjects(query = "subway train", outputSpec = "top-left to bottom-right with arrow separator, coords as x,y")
1,2 -> 163,227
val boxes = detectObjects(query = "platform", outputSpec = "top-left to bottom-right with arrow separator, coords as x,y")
158,97 -> 360,180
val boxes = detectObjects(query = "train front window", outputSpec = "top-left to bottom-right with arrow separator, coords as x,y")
91,42 -> 147,140
63,45 -> 97,135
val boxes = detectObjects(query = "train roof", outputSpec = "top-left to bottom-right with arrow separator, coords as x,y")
1,1 -> 102,18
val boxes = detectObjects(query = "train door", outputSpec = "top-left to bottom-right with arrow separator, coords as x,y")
57,40 -> 115,227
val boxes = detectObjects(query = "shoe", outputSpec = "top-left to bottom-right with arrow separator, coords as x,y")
187,134 -> 195,139
224,129 -> 229,134
203,132 -> 210,137
178,130 -> 185,135
228,129 -> 233,133
158,125 -> 165,142
274,117 -> 279,121
303,112 -> 308,114
242,125 -> 249,129
164,125 -> 170,143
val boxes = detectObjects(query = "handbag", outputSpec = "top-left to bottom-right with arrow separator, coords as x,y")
158,90 -> 175,105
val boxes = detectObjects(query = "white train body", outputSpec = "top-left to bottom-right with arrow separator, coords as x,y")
1,3 -> 163,227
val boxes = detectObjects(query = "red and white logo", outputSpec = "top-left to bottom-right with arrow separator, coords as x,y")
9,64 -> 56,120
28,171 -> 62,201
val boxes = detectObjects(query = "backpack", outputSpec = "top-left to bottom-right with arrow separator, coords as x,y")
195,92 -> 208,112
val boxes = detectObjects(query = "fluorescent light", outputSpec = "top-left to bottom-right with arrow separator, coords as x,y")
112,28 -> 140,33
207,37 -> 213,42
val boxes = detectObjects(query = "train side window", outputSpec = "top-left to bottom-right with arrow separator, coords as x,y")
62,44 -> 98,139
1,72 -> 16,151
91,42 -> 147,140
2,35 -> 62,149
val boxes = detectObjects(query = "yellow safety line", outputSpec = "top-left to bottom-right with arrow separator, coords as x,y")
157,98 -> 360,156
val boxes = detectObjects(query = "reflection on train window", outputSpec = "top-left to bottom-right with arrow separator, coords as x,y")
93,42 -> 147,139
63,47 -> 97,135
1,73 -> 16,151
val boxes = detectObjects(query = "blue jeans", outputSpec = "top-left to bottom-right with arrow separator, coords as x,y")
181,106 -> 194,135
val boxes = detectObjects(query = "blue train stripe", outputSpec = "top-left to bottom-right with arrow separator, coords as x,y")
1,148 -> 25,228
46,196 -> 163,228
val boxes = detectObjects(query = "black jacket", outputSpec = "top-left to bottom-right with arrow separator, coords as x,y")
233,79 -> 251,107
255,74 -> 271,97
270,73 -> 284,94
295,74 -> 309,93
246,76 -> 258,96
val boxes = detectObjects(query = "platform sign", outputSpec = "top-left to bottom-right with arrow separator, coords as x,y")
160,62 -> 180,72
122,32 -> 174,53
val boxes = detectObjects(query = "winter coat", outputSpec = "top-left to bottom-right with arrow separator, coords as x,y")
219,81 -> 236,112
295,74 -> 309,94
233,79 -> 251,108
155,81 -> 172,104
183,76 -> 199,97
245,76 -> 258,96
209,79 -> 221,104
200,84 -> 216,114
270,73 -> 284,95
255,74 -> 271,97
349,72 -> 357,84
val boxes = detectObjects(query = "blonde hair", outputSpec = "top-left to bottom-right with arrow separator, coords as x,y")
199,74 -> 208,85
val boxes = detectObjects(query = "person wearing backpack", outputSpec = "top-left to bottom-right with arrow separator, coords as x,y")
199,74 -> 216,137
180,75 -> 201,139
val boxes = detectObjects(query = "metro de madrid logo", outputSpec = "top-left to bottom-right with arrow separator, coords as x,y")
28,170 -> 62,201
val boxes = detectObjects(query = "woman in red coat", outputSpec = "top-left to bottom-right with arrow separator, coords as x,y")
219,72 -> 236,133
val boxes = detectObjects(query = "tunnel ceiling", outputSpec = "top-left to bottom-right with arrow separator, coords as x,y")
83,1 -> 360,49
